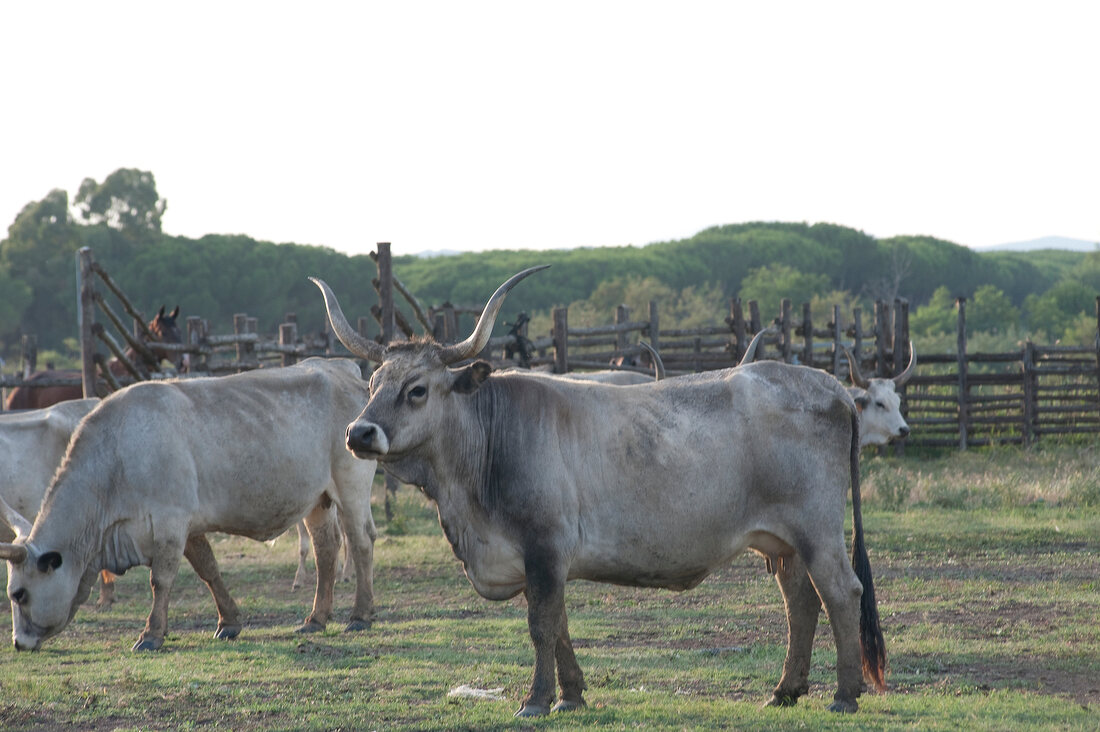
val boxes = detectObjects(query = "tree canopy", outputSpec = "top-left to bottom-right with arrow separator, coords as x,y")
1,168 -> 1097,360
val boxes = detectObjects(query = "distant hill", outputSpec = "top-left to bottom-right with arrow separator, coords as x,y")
978,236 -> 1097,253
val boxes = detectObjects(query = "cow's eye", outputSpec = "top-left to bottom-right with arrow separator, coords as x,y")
408,385 -> 427,401
874,401 -> 886,409
10,588 -> 27,605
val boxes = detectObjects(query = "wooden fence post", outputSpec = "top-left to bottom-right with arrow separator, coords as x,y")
647,301 -> 660,354
1023,340 -> 1036,446
20,334 -> 37,378
615,305 -> 630,356
280,322 -> 298,368
956,296 -> 969,450
748,300 -> 761,335
77,247 -> 97,398
780,299 -> 792,363
728,297 -> 746,362
831,305 -> 842,376
376,242 -> 395,345
552,307 -> 569,374
852,306 -> 863,362
874,301 -> 888,378
801,302 -> 813,367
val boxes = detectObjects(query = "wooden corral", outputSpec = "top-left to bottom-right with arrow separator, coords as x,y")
3,245 -> 1099,451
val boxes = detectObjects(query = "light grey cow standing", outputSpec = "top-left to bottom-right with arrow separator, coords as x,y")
312,268 -> 885,717
0,357 -> 378,651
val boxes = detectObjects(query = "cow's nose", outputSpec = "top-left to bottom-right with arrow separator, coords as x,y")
898,425 -> 910,439
347,422 -> 375,450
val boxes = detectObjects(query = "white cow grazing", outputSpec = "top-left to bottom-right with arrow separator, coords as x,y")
0,399 -> 121,610
0,357 -> 378,652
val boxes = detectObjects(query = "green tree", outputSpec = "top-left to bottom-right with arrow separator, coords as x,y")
74,168 -> 166,236
969,285 -> 1019,335
0,189 -> 82,350
910,286 -> 958,335
737,263 -> 830,319
1024,280 -> 1095,342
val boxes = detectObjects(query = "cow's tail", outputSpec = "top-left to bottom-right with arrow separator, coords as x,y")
849,409 -> 887,692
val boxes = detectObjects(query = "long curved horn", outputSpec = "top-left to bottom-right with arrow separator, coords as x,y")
738,327 -> 775,366
0,543 -> 28,563
0,493 -> 32,539
638,341 -> 665,381
438,266 -> 550,365
839,344 -> 870,389
893,340 -> 917,386
310,278 -> 387,363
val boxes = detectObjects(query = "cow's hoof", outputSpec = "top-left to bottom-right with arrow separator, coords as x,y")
132,637 -> 163,652
514,703 -> 550,718
295,620 -> 325,634
552,698 -> 585,713
764,694 -> 799,708
827,699 -> 859,713
344,618 -> 371,632
214,624 -> 242,640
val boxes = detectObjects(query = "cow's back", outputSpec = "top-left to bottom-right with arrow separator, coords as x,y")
0,399 -> 99,541
51,359 -> 372,541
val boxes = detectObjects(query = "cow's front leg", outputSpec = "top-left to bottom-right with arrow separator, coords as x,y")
765,554 -> 821,708
133,545 -> 183,651
183,534 -> 242,640
336,497 -> 377,632
297,502 -> 340,633
515,553 -> 567,718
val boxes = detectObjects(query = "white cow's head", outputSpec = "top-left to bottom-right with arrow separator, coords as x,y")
310,267 -> 549,464
841,344 -> 916,447
0,500 -> 87,651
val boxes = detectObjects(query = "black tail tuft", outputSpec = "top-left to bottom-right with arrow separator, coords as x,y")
849,410 -> 887,691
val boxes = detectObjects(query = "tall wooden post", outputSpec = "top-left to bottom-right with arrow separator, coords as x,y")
801,302 -> 813,367
729,297 -> 746,362
647,301 -> 660,355
780,299 -> 792,363
280,323 -> 298,368
875,301 -> 889,378
956,296 -> 969,450
552,307 -> 569,374
376,242 -> 395,346
77,247 -> 97,398
831,305 -> 842,376
1022,340 -> 1036,446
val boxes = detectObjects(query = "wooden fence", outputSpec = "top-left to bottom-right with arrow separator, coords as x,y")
3,245 -> 1099,451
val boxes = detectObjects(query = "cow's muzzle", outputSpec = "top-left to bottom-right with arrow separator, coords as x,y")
346,420 -> 389,459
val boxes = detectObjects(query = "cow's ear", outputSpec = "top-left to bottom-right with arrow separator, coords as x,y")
853,392 -> 870,412
453,361 -> 493,394
37,551 -> 62,573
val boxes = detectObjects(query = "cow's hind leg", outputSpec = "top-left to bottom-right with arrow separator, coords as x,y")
292,520 -> 310,590
297,501 -> 340,634
765,554 -> 821,708
515,551 -> 568,717
183,534 -> 243,641
552,606 -> 586,712
804,542 -> 865,713
95,570 -> 117,610
134,543 -> 184,651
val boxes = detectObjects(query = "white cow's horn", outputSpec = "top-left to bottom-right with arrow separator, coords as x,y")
840,344 -> 871,389
439,266 -> 550,365
310,278 -> 387,363
0,542 -> 28,563
892,341 -> 917,386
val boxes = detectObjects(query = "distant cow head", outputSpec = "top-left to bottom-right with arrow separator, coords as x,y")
310,267 -> 549,465
0,502 -> 88,651
840,344 -> 915,447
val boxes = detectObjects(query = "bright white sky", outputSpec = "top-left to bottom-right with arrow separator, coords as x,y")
2,1 -> 1097,258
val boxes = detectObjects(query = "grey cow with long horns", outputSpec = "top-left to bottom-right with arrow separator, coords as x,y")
311,267 -> 886,717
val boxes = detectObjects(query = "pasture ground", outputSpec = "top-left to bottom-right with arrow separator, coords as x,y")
1,443 -> 1098,731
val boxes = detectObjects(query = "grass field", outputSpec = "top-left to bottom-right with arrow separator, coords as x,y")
2,443 -> 1098,731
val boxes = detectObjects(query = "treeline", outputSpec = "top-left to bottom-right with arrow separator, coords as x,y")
2,168 -> 1097,362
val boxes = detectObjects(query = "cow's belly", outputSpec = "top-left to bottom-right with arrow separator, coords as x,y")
569,532 -> 754,591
